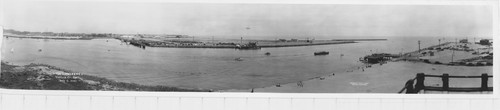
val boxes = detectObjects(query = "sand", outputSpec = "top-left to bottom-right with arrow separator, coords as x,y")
223,61 -> 492,93
223,42 -> 494,93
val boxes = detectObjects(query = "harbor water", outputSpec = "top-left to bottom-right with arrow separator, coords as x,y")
0,36 -> 487,90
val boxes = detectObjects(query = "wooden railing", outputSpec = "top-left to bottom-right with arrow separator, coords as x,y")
399,73 -> 493,94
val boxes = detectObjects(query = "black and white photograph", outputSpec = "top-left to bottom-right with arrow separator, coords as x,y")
1,0 -> 494,94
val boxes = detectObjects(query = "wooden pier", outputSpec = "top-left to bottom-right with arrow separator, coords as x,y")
399,73 -> 492,93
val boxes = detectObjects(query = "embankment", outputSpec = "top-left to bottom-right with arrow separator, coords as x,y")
0,62 -> 209,92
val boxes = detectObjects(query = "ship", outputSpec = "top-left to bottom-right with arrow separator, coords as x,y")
314,51 -> 329,55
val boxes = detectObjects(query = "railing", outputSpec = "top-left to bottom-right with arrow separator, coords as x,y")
399,73 -> 493,94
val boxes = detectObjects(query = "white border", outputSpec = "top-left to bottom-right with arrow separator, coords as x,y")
1,0 -> 498,99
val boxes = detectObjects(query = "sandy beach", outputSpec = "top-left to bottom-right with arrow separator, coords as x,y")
224,61 -> 492,93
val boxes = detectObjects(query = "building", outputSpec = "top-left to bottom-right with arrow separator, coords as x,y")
459,39 -> 468,43
479,39 -> 491,45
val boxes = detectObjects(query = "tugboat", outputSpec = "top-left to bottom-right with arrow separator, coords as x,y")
314,51 -> 329,55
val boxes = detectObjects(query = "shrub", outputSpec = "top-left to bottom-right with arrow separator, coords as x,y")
486,62 -> 493,66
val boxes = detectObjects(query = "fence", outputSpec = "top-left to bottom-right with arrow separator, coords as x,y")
399,73 -> 493,93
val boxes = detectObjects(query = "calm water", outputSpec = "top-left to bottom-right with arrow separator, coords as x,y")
0,36 -> 464,90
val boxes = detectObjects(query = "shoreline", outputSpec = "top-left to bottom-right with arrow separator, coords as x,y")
223,61 -> 492,93
2,36 -> 493,93
3,34 -> 389,49
223,41 -> 494,93
0,62 -> 210,92
4,35 -> 95,40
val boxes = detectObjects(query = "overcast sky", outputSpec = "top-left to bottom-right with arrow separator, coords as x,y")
3,1 -> 493,38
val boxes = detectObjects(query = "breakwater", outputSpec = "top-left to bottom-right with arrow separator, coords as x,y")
258,41 -> 356,47
331,39 -> 387,41
118,37 -> 356,49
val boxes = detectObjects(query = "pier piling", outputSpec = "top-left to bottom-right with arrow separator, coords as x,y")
481,73 -> 489,91
442,73 -> 449,91
415,73 -> 425,92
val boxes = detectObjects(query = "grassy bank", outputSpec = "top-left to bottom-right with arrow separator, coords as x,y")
0,62 -> 209,92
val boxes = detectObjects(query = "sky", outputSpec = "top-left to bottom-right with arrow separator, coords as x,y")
2,1 -> 493,38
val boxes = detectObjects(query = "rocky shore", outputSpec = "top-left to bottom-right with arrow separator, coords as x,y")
0,62 -> 209,92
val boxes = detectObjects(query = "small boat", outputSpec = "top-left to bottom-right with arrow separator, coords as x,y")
235,57 -> 243,61
38,49 -> 42,52
314,51 -> 329,55
265,52 -> 271,56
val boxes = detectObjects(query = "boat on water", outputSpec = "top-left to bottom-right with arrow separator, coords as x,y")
314,51 -> 329,55
235,57 -> 244,61
265,52 -> 271,56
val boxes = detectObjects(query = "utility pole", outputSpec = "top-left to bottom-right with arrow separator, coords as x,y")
418,40 -> 421,52
400,48 -> 403,56
451,49 -> 455,62
438,39 -> 441,47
